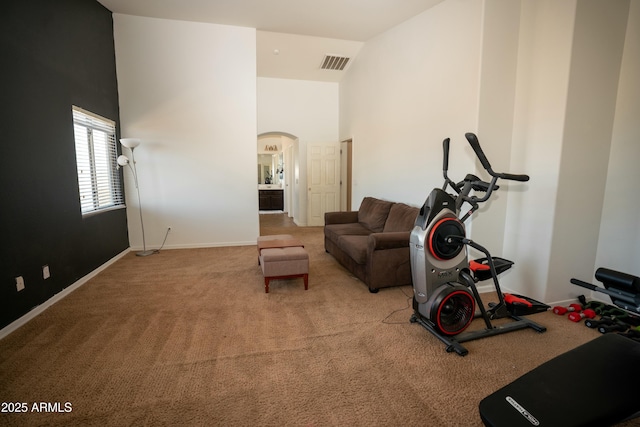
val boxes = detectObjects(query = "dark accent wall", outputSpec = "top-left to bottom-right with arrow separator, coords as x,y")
0,0 -> 128,330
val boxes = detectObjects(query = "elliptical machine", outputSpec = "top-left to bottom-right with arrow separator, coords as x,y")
409,133 -> 546,356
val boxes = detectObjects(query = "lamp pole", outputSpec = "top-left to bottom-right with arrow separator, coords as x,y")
119,138 -> 155,257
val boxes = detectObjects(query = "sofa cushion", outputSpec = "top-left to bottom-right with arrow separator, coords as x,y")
325,223 -> 372,243
358,197 -> 394,232
383,203 -> 419,232
337,235 -> 369,265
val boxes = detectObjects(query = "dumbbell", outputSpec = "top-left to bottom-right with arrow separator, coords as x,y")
585,316 -> 611,328
584,315 -> 627,329
553,303 -> 582,315
598,321 -> 629,334
599,307 -> 628,317
619,326 -> 640,342
568,309 -> 596,322
583,301 -> 607,313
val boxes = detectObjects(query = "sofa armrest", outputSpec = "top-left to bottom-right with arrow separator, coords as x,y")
325,211 -> 359,225
368,231 -> 411,251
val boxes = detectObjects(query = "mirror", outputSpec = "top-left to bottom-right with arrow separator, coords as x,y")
258,153 -> 283,185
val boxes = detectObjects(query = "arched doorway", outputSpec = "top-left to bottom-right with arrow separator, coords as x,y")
257,132 -> 299,221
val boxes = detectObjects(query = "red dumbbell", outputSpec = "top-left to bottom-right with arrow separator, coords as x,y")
553,303 -> 582,315
568,309 -> 597,322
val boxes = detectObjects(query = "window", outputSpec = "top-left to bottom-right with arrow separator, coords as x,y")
72,106 -> 124,215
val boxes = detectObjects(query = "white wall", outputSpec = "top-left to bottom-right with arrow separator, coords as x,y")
472,0 -> 522,258
546,0 -> 630,303
501,0 -> 636,303
595,1 -> 640,276
339,0 -> 484,209
502,0 -> 578,300
114,15 -> 259,248
257,77 -> 339,225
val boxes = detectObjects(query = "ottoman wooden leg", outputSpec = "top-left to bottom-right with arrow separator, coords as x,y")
260,246 -> 308,294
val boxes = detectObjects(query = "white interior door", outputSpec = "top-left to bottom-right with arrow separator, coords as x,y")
307,142 -> 340,226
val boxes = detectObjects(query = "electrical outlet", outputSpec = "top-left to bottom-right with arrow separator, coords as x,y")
16,276 -> 25,292
43,265 -> 51,279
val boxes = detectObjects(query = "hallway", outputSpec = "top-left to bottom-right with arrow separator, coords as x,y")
259,212 -> 296,235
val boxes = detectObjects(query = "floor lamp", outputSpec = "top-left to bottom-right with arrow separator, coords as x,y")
118,138 -> 155,257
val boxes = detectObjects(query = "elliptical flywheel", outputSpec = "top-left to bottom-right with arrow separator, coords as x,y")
430,284 -> 475,335
428,217 -> 465,260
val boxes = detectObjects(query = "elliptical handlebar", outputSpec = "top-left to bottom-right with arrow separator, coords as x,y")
464,133 -> 529,182
443,138 -> 450,172
497,172 -> 530,182
439,132 -> 530,216
442,138 -> 461,194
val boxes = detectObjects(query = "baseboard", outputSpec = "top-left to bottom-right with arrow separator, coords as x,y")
131,241 -> 257,251
476,284 -> 494,294
0,248 -> 130,341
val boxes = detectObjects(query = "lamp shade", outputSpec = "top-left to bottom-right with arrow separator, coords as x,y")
120,138 -> 141,149
117,155 -> 130,166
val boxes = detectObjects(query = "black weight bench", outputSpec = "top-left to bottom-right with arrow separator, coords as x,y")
479,333 -> 640,426
571,268 -> 640,314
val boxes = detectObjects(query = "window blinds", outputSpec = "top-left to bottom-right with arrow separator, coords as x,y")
72,106 -> 124,214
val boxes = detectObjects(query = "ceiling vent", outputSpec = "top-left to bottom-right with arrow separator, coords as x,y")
320,55 -> 350,71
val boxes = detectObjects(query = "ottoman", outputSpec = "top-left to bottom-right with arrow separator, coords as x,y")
257,234 -> 304,264
259,246 -> 309,293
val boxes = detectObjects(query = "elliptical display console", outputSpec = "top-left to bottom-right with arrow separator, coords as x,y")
410,133 -> 547,356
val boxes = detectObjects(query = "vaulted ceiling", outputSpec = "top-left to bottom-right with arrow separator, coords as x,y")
97,0 -> 445,82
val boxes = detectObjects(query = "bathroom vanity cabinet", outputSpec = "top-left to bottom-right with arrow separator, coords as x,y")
259,189 -> 283,211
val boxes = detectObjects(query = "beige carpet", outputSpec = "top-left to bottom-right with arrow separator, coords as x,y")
0,223 -> 635,426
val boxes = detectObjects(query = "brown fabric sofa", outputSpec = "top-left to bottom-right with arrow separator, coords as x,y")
324,197 -> 419,293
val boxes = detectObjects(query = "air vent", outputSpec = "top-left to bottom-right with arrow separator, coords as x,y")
320,55 -> 350,71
